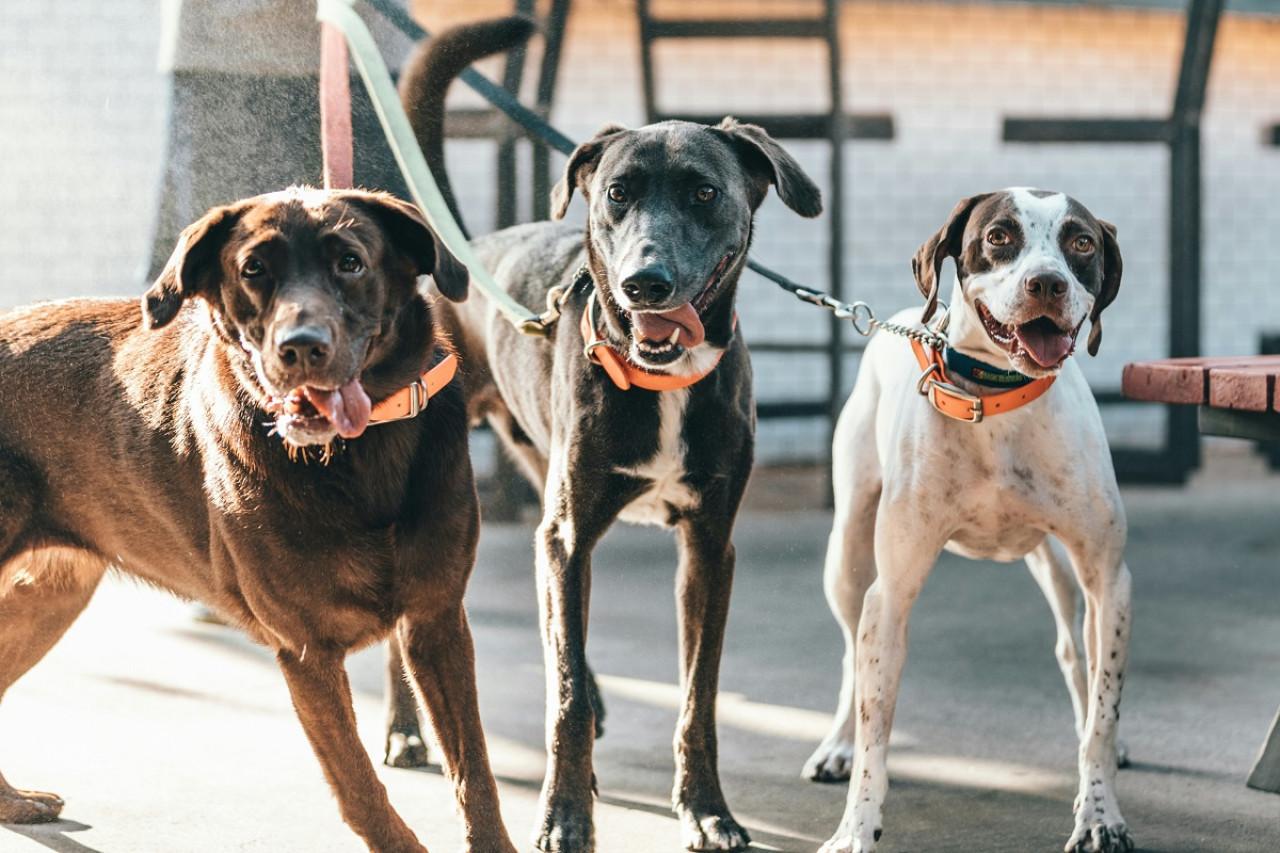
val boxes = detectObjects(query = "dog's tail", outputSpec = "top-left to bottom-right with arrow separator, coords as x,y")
399,16 -> 537,240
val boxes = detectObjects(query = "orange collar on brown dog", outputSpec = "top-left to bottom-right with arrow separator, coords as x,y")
579,296 -> 732,392
369,352 -> 458,424
910,339 -> 1055,423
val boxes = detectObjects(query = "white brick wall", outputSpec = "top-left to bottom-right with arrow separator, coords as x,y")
4,1 -> 1279,462
0,0 -> 167,299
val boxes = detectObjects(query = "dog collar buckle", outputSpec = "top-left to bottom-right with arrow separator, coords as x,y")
917,364 -> 984,423
368,352 -> 457,426
405,378 -> 428,419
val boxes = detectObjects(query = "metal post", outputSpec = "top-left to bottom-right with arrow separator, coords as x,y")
1166,0 -> 1222,473
823,0 -> 845,504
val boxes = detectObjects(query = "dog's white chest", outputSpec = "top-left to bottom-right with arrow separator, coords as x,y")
616,389 -> 698,526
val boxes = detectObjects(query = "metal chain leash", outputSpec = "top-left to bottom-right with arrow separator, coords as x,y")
779,281 -> 950,350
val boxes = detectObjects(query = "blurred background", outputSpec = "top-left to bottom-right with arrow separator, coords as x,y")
2,0 -> 1279,488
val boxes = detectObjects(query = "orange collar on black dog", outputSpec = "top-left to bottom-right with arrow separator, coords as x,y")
579,294 -> 733,392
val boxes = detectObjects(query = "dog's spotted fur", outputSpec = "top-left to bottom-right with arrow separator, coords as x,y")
807,188 -> 1133,853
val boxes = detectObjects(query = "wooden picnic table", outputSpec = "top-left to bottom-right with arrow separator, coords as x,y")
1122,356 -> 1280,793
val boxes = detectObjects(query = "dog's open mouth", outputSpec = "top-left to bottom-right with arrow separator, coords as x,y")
627,253 -> 733,365
976,301 -> 1079,370
272,377 -> 372,441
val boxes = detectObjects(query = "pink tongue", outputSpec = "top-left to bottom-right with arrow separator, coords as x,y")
1014,323 -> 1075,369
631,303 -> 705,349
303,377 -> 372,439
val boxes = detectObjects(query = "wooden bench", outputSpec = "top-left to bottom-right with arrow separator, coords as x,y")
1123,356 -> 1280,793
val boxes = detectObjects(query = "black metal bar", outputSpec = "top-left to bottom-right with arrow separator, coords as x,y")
1109,449 -> 1194,484
1173,0 -> 1224,120
645,19 -> 826,39
1268,124 -> 1280,146
653,111 -> 893,141
493,1 -> 532,230
532,0 -> 572,220
1002,118 -> 1169,144
1257,332 -> 1280,468
360,0 -> 578,155
637,0 -> 659,125
536,0 -> 572,110
1165,0 -> 1222,474
749,341 -> 865,354
1198,407 -> 1280,443
756,401 -> 832,420
823,0 -> 845,505
998,0 -> 1222,483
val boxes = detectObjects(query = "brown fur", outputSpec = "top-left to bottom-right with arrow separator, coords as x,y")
0,188 -> 515,853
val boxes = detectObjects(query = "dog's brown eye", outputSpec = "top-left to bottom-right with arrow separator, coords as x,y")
695,185 -> 717,203
986,229 -> 1010,247
1073,235 -> 1095,253
242,258 -> 266,278
337,252 -> 364,274
607,185 -> 628,204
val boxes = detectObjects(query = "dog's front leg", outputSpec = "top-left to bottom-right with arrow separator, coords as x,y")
384,640 -> 431,768
822,506 -> 945,853
400,611 -> 518,853
276,647 -> 425,853
671,517 -> 750,852
1063,542 -> 1133,853
533,464 -> 610,853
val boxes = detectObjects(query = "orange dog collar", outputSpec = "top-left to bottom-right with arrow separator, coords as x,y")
369,352 -> 458,424
911,339 -> 1054,423
579,294 -> 730,392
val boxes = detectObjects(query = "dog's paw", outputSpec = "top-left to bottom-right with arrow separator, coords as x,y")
677,805 -> 750,851
533,802 -> 594,853
0,789 -> 64,824
383,731 -> 431,768
803,739 -> 855,783
1065,821 -> 1134,853
818,828 -> 880,853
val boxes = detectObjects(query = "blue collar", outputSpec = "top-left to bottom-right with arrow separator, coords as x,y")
943,347 -> 1033,388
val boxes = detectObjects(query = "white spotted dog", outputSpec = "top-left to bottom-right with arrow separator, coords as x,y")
805,189 -> 1133,853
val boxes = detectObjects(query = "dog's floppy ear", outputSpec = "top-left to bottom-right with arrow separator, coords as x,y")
550,123 -> 628,220
143,202 -> 245,329
911,194 -> 990,324
1087,219 -> 1123,356
353,191 -> 470,303
713,118 -> 823,218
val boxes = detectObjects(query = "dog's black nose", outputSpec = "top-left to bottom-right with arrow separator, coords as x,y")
277,326 -> 333,370
1024,271 -> 1068,299
621,264 -> 674,305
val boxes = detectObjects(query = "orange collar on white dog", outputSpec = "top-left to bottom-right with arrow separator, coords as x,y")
911,339 -> 1054,423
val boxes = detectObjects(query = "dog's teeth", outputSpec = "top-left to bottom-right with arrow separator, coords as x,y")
668,329 -> 680,345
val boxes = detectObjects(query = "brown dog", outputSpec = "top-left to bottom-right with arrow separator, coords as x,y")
0,187 -> 516,853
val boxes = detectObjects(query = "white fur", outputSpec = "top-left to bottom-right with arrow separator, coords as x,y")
630,339 -> 726,379
809,192 -> 1133,853
616,388 -> 698,526
674,341 -> 727,378
962,189 -> 1092,350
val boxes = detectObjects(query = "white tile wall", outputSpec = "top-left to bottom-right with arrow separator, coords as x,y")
4,1 -> 1279,462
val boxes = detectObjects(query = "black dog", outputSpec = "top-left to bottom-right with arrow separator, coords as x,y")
397,19 -> 822,852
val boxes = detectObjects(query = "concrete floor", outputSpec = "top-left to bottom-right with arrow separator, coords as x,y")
2,454 -> 1278,853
